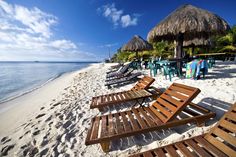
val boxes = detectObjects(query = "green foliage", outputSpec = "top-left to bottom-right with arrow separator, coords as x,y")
212,25 -> 236,53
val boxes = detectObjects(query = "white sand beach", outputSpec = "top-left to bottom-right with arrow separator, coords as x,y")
0,61 -> 236,157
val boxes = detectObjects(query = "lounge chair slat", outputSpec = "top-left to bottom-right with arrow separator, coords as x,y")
161,94 -> 182,107
91,117 -> 100,140
149,105 -> 167,122
85,117 -> 95,143
110,93 -> 115,102
152,102 -> 173,119
183,108 -> 200,117
185,139 -> 212,157
114,113 -> 124,134
108,114 -> 114,136
165,89 -> 188,101
154,149 -> 166,156
170,85 -> 193,96
205,135 -> 236,156
142,151 -> 153,157
213,127 -> 236,147
131,91 -> 139,98
101,116 -> 108,138
226,112 -> 236,122
175,142 -> 196,157
134,90 -> 143,97
189,102 -> 210,113
127,91 -> 135,99
164,145 -> 180,157
137,108 -> 155,127
194,136 -> 228,157
126,111 -> 140,131
132,108 -> 148,129
123,92 -> 131,100
157,97 -> 177,112
219,119 -> 236,133
120,112 -> 132,132
143,107 -> 162,125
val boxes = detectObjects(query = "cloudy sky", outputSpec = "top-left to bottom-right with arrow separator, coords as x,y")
0,0 -> 236,61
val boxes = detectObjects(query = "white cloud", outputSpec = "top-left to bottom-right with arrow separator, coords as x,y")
98,3 -> 138,28
0,1 -> 99,61
121,15 -> 138,27
0,0 -> 57,38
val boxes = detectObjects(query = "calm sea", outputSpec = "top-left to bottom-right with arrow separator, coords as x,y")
0,61 -> 96,103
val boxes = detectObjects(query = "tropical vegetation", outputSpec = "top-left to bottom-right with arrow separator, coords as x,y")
111,25 -> 236,62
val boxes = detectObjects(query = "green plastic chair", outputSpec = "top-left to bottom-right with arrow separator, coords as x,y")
207,58 -> 215,68
163,64 -> 181,81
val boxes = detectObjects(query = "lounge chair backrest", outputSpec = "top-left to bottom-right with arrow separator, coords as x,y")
150,83 -> 201,123
119,63 -> 130,73
131,76 -> 155,91
204,103 -> 236,157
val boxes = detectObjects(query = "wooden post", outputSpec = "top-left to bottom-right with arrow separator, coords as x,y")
191,44 -> 195,57
100,141 -> 110,153
176,33 -> 184,75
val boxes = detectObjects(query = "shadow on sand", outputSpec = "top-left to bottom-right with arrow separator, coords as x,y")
206,61 -> 236,79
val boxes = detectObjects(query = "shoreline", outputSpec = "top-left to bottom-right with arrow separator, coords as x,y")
0,63 -> 101,135
0,63 -> 95,113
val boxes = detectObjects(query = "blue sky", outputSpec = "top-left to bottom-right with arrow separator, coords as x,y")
0,0 -> 236,61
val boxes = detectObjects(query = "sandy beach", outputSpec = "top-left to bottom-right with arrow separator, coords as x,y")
0,61 -> 236,157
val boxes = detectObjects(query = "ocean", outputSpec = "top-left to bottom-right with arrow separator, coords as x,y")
0,61 -> 95,103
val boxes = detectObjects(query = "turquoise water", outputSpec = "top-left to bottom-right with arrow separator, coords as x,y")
0,61 -> 95,103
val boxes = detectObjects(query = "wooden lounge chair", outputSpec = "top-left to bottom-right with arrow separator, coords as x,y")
85,83 -> 216,152
106,63 -> 130,78
105,69 -> 134,82
91,76 -> 160,111
105,72 -> 142,87
129,102 -> 236,157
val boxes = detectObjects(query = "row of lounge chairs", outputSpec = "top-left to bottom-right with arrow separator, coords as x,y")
85,70 -> 236,156
105,62 -> 142,87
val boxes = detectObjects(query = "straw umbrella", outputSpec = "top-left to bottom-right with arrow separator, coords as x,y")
147,4 -> 230,72
121,35 -> 153,59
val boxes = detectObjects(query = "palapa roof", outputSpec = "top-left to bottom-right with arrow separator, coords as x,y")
121,35 -> 153,52
147,4 -> 230,42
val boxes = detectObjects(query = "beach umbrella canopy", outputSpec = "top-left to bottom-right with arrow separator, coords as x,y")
147,4 -> 230,43
147,4 -> 230,73
121,35 -> 153,58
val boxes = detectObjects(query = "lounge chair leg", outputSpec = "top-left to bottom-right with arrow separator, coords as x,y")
100,141 -> 110,153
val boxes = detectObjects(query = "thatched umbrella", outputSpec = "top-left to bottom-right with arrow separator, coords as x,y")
147,4 -> 230,72
121,35 -> 153,59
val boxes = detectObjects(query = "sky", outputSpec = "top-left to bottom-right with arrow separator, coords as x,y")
0,0 -> 236,61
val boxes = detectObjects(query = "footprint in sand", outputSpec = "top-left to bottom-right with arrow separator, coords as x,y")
40,107 -> 45,110
45,115 -> 52,122
1,137 -> 11,145
35,113 -> 46,119
1,144 -> 15,156
24,130 -> 31,135
32,130 -> 40,136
